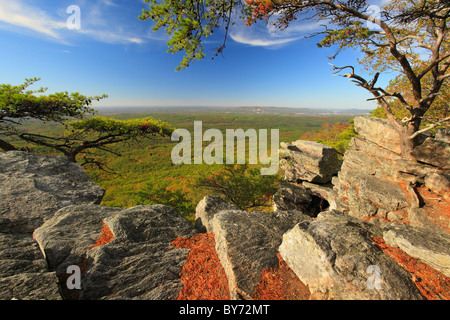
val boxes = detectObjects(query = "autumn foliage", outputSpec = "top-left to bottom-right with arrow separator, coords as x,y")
245,0 -> 274,26
253,253 -> 311,300
171,233 -> 231,300
372,236 -> 450,300
90,222 -> 115,249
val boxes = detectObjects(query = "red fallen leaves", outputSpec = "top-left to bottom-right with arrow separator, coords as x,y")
172,233 -> 311,300
171,233 -> 231,300
372,236 -> 450,300
90,222 -> 114,249
253,253 -> 311,300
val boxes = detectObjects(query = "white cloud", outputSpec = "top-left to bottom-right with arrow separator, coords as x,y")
229,18 -> 322,48
230,32 -> 299,47
0,0 -> 145,45
0,1 -> 66,39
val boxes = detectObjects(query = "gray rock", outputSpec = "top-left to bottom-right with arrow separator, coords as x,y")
383,224 -> 450,277
0,151 -> 105,233
0,233 -> 48,277
353,116 -> 402,154
0,231 -> 61,300
279,210 -> 424,300
412,137 -> 450,170
33,204 -> 122,275
280,140 -> 342,184
435,128 -> 450,143
194,195 -> 240,233
334,170 -> 409,219
0,272 -> 61,300
80,205 -> 196,300
211,209 -> 310,299
272,181 -> 333,216
272,182 -> 313,213
424,171 -> 450,200
34,203 -> 196,300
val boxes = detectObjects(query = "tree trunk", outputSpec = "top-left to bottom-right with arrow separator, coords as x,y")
66,151 -> 78,163
0,139 -> 18,151
398,122 -> 420,160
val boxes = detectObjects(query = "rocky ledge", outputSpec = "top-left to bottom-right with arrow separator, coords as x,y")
0,117 -> 449,300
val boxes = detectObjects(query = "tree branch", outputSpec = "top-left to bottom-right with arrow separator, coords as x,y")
409,115 -> 450,139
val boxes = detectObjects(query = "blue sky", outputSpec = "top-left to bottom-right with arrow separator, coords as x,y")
0,0 -> 387,110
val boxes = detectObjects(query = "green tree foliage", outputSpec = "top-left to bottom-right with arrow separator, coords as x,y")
137,181 -> 197,221
301,120 -> 358,156
0,77 -> 106,151
142,0 -> 450,157
139,0 -> 241,71
19,116 -> 174,164
371,73 -> 449,130
196,164 -> 282,211
0,78 -> 174,165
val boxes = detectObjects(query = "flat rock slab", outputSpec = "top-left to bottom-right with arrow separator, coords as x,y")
0,151 -> 105,233
383,224 -> 450,278
280,140 -> 342,184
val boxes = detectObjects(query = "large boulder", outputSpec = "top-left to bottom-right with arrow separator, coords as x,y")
353,116 -> 403,154
411,137 -> 450,170
0,151 -> 105,233
195,195 -> 311,299
279,210 -> 424,300
0,151 -> 105,300
0,232 -> 61,300
33,204 -> 197,300
383,224 -> 450,278
280,140 -> 342,184
194,196 -> 240,233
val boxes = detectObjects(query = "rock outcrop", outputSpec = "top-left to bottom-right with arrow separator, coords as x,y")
0,150 -> 105,300
0,151 -> 105,233
279,211 -> 423,300
1,118 -> 449,301
0,151 -> 196,300
332,117 -> 449,233
280,140 -> 342,184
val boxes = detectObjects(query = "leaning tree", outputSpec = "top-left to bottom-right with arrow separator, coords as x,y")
0,78 -> 174,165
140,0 -> 450,159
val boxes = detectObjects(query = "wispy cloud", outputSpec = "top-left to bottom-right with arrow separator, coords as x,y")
0,1 -> 66,39
229,17 -> 322,48
230,32 -> 299,47
0,0 -> 145,45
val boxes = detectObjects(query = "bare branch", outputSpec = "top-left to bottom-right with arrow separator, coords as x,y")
409,116 -> 450,139
438,72 -> 450,81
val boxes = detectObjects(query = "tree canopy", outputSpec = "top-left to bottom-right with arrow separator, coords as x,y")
141,0 -> 450,158
0,77 -> 106,151
19,116 -> 174,164
0,78 -> 174,165
196,164 -> 281,210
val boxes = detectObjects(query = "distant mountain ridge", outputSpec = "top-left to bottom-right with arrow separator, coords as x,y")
97,106 -> 371,116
